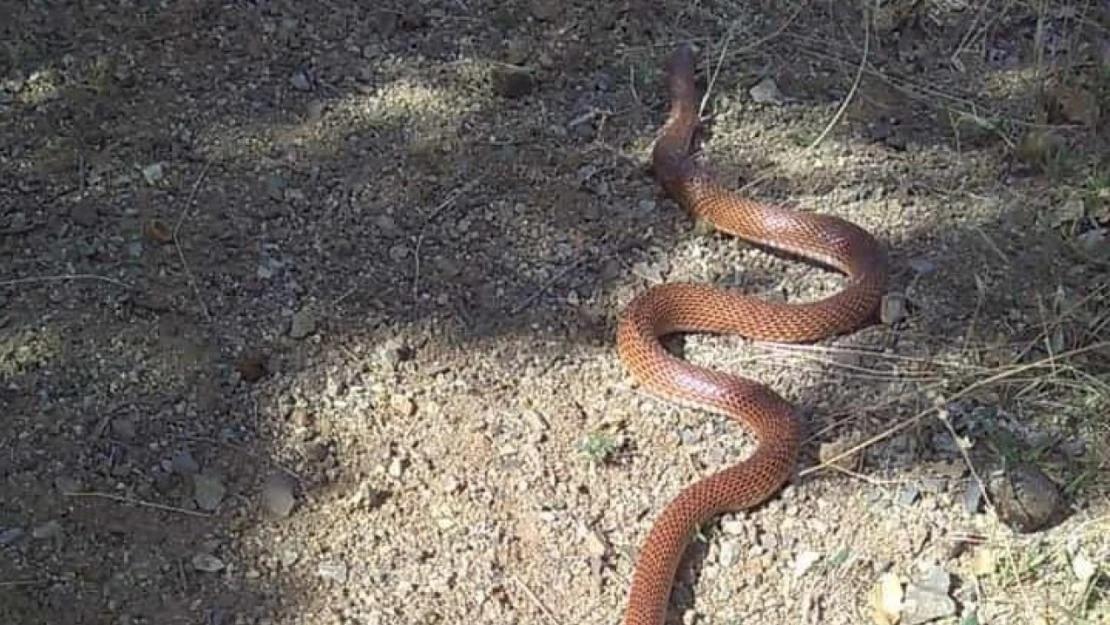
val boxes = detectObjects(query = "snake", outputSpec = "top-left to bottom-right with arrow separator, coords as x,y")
615,44 -> 890,625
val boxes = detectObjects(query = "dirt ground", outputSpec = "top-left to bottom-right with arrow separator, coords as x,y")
2,1 -> 1108,624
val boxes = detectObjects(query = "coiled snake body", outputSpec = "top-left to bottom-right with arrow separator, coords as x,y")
615,45 -> 889,625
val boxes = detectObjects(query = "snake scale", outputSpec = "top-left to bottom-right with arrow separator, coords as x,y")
614,44 -> 890,625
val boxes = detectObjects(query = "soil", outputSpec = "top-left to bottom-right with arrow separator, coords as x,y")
2,2 -> 1108,625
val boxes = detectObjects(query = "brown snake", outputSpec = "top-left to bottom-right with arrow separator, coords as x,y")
615,45 -> 889,625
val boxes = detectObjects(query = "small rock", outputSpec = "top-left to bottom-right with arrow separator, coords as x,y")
390,394 -> 415,417
718,539 -> 740,567
141,162 -> 165,185
193,471 -> 227,511
678,428 -> 700,446
266,173 -> 286,201
347,481 -> 385,510
571,118 -> 596,141
374,214 -> 398,235
236,352 -> 267,382
0,527 -> 25,545
963,481 -> 984,514
388,456 -> 405,478
505,39 -> 530,65
529,0 -> 559,21
1071,553 -> 1097,582
261,473 -> 297,518
749,77 -> 784,104
398,5 -> 428,29
378,338 -> 409,368
594,71 -> 614,91
388,243 -> 410,261
54,475 -> 82,495
1053,84 -> 1099,126
290,70 -> 312,91
289,308 -> 317,339
988,463 -> 1065,533
32,520 -> 62,539
907,257 -> 936,274
192,553 -> 225,573
582,528 -> 609,558
317,560 -> 348,583
111,418 -> 137,440
304,440 -> 331,463
71,204 -> 99,227
720,519 -> 747,536
792,550 -> 821,578
896,485 -> 921,506
143,219 -> 173,245
1076,228 -> 1108,259
818,437 -> 862,471
291,408 -> 315,429
881,293 -> 908,325
171,450 -> 200,475
970,547 -> 995,576
306,100 -> 325,123
491,64 -> 535,98
758,531 -> 780,550
869,572 -> 904,625
902,567 -> 956,625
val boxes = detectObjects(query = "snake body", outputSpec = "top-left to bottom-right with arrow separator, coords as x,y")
615,45 -> 889,625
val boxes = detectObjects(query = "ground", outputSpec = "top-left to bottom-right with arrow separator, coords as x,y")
1,1 -> 1108,624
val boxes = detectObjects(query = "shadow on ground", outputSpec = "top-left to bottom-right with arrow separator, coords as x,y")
2,1 -> 1107,624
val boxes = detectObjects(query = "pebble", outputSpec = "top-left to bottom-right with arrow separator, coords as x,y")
758,531 -> 780,550
582,528 -> 608,558
720,518 -> 747,536
390,394 -> 416,417
388,243 -> 410,260
881,293 -> 908,324
266,173 -> 286,201
290,70 -> 312,91
140,162 -> 164,185
792,550 -> 821,578
71,203 -> 98,227
374,214 -> 398,235
194,471 -> 227,511
749,77 -> 784,104
908,257 -> 937,274
171,450 -> 200,475
388,456 -> 405,478
289,308 -> 317,339
718,539 -> 740,567
261,473 -> 297,518
678,427 -> 700,446
192,553 -> 225,573
988,463 -> 1065,532
896,485 -> 921,506
54,475 -> 81,494
902,567 -> 956,625
317,560 -> 349,583
236,353 -> 267,382
32,520 -> 62,539
378,338 -> 408,368
0,527 -> 25,545
490,64 -> 535,99
1076,228 -> 1108,259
